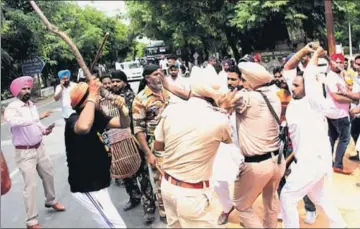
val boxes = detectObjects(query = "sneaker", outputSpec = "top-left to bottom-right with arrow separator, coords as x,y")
304,211 -> 317,225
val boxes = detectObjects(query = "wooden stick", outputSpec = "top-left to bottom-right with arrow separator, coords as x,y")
90,32 -> 110,73
29,1 -> 129,116
29,1 -> 92,80
285,152 -> 294,166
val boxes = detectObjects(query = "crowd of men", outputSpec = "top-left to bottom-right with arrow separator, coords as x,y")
2,42 -> 360,228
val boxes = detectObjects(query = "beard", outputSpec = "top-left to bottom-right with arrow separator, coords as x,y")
64,81 -> 70,87
149,79 -> 162,91
112,86 -> 122,95
21,93 -> 31,102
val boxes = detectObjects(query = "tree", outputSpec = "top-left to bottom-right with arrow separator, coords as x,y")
1,0 -> 133,99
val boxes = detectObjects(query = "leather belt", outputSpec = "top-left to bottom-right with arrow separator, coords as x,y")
15,141 -> 42,150
164,173 -> 210,189
245,150 -> 279,163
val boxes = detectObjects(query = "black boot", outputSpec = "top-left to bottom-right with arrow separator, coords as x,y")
123,199 -> 141,211
349,152 -> 360,161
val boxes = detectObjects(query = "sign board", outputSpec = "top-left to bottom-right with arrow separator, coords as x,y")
335,44 -> 343,54
22,56 -> 45,76
193,52 -> 199,59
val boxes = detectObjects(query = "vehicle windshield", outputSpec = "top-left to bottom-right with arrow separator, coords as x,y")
128,63 -> 141,69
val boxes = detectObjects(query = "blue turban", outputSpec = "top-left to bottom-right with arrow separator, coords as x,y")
58,70 -> 71,79
285,53 -> 295,64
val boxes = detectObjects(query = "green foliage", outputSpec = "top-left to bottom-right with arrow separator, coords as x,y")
1,0 -> 133,97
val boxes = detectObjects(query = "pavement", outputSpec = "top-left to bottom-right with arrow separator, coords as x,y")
1,79 -> 359,228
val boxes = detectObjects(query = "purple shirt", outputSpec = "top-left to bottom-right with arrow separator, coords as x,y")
4,99 -> 45,146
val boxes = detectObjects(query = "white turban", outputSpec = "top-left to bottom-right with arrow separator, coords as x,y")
238,62 -> 273,88
190,66 -> 228,100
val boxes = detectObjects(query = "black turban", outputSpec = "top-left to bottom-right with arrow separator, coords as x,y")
111,70 -> 128,83
142,64 -> 160,77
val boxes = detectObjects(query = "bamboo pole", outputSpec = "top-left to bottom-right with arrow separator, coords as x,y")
29,1 -> 129,116
91,32 -> 110,73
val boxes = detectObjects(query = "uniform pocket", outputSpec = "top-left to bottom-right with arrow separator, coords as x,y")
177,192 -> 211,219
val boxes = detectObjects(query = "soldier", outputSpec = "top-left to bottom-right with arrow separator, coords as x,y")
132,64 -> 170,223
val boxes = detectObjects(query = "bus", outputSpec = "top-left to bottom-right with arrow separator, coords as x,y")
143,40 -> 170,64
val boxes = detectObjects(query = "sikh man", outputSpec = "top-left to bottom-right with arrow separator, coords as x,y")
4,76 -> 65,229
280,44 -> 347,228
213,66 -> 245,225
132,64 -> 170,223
153,67 -> 234,228
66,79 -> 129,228
231,62 -> 285,228
104,71 -> 157,224
53,70 -> 76,121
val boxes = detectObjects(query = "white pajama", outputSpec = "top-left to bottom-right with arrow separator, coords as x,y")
213,181 -> 233,213
281,65 -> 346,228
211,114 -> 244,213
280,162 -> 346,228
72,188 -> 126,228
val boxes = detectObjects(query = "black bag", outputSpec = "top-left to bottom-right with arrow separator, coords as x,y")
257,91 -> 291,165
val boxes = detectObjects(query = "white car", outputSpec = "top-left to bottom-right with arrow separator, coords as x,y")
115,61 -> 143,81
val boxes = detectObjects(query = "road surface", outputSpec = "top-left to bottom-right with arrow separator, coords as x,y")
2,79 -> 360,228
0,80 -> 166,228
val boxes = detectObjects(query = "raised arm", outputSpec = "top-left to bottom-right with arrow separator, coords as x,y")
159,70 -> 191,100
74,79 -> 100,134
303,47 -> 337,117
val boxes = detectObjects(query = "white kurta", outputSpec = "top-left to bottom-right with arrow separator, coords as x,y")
212,114 -> 244,183
281,65 -> 346,228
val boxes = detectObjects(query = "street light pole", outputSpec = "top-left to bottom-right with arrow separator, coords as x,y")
349,19 -> 353,58
324,0 -> 336,55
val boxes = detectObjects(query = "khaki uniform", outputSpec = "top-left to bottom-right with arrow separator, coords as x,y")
132,86 -> 170,217
233,87 -> 286,228
155,97 -> 232,228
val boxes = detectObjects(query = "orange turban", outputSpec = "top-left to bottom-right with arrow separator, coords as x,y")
70,82 -> 88,109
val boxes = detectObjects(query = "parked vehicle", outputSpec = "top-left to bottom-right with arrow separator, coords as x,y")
115,61 -> 143,81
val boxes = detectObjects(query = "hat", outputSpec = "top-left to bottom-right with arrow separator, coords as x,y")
190,65 -> 228,100
111,70 -> 128,83
238,62 -> 273,88
330,53 -> 345,63
142,64 -> 160,77
10,76 -> 33,97
58,70 -> 71,79
70,82 -> 89,109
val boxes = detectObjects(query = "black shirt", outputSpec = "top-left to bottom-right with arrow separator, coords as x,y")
65,110 -> 112,193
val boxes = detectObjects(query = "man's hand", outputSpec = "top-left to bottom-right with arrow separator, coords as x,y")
350,107 -> 360,116
40,110 -> 53,120
88,78 -> 102,102
158,70 -> 170,90
302,42 -> 317,54
43,128 -> 53,136
314,46 -> 326,58
146,153 -> 158,166
216,88 -> 238,114
112,95 -> 126,108
60,78 -> 66,88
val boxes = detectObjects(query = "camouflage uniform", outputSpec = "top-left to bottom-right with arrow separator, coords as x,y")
100,87 -> 157,216
132,86 -> 170,218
